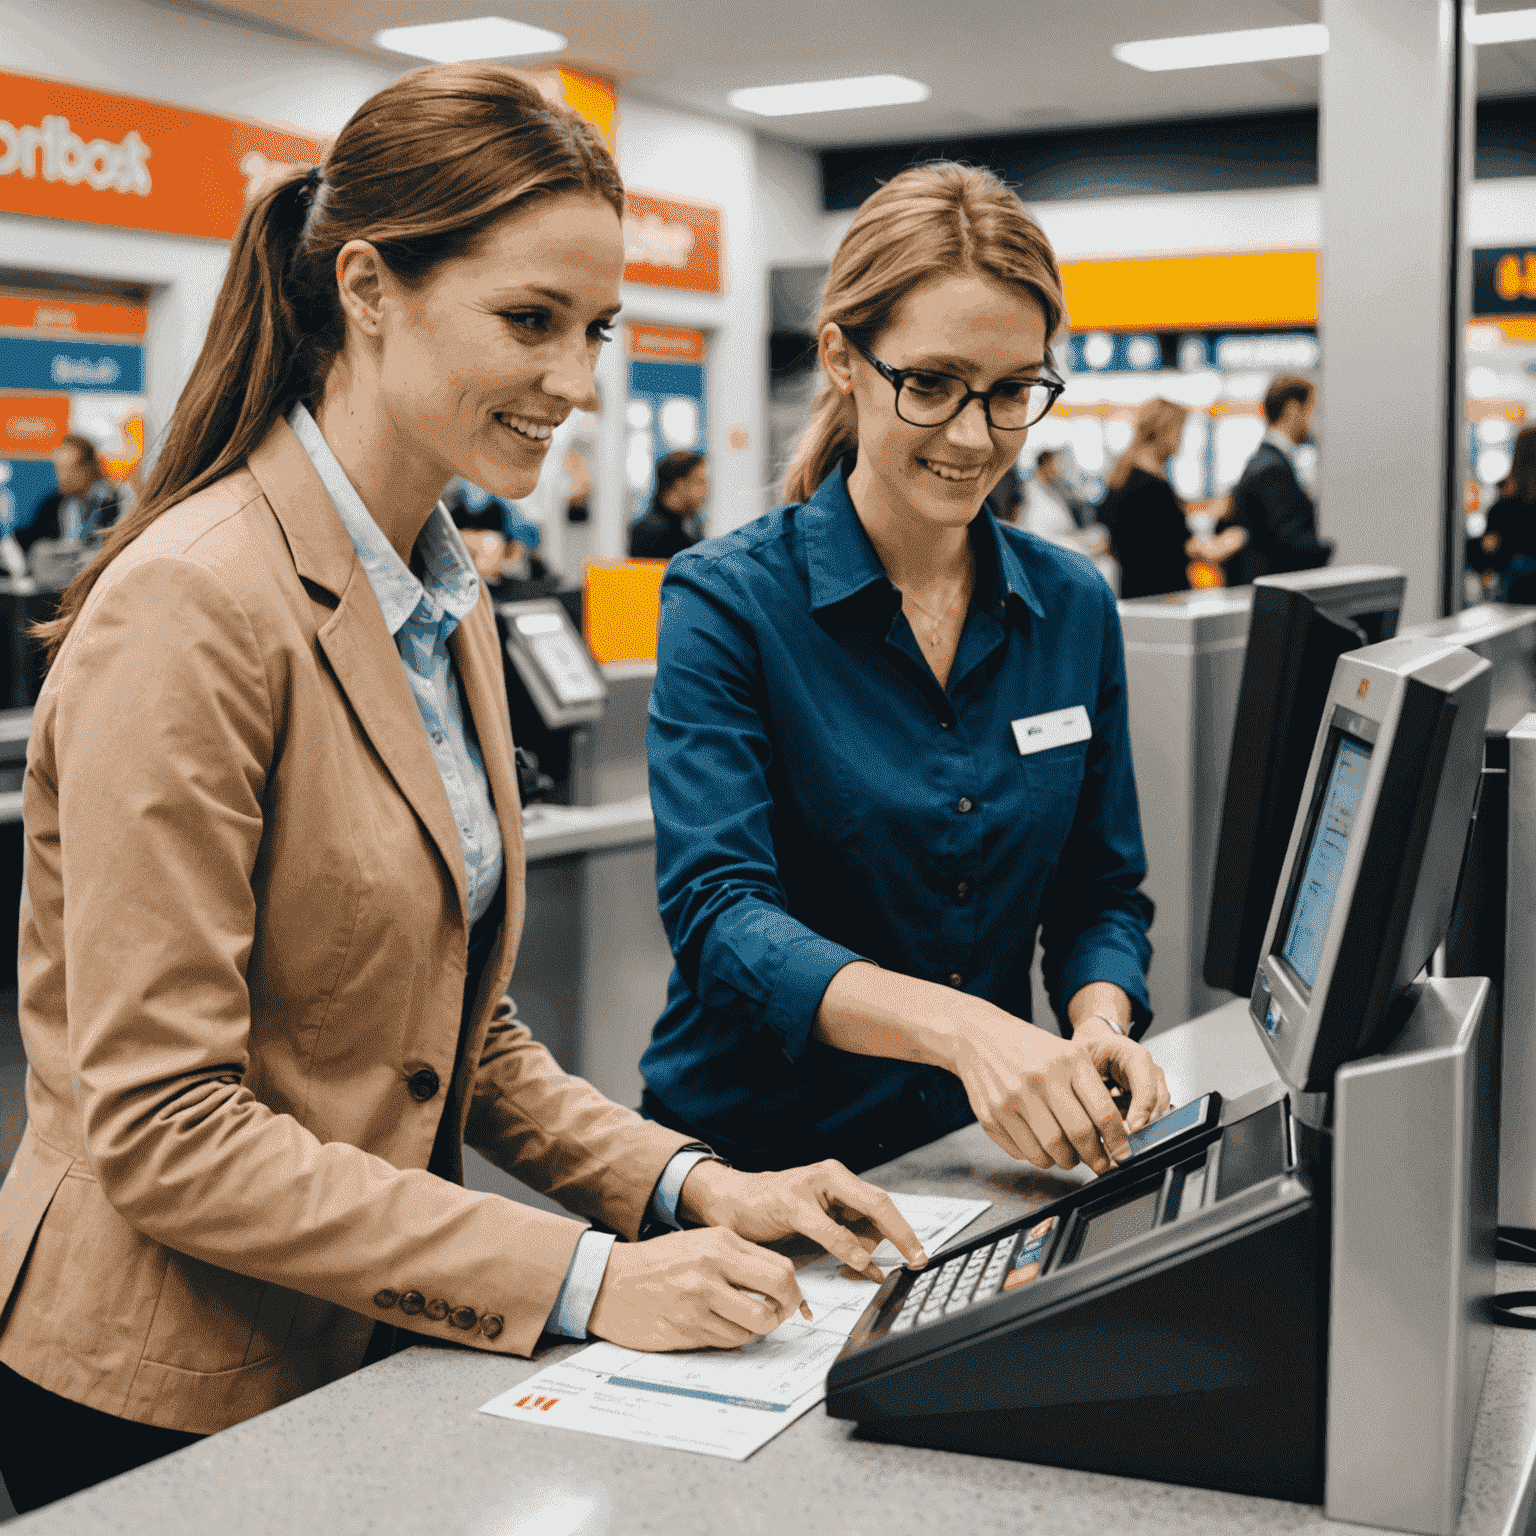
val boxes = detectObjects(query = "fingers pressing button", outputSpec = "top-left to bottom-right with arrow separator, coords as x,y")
450,1306 -> 478,1330
398,1291 -> 426,1316
424,1298 -> 450,1322
480,1314 -> 504,1340
373,1289 -> 399,1310
407,1068 -> 440,1102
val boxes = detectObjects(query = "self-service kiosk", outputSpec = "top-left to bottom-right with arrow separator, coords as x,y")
827,636 -> 1495,1535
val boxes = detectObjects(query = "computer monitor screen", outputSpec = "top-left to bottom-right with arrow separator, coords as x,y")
1204,567 -> 1405,999
1252,637 -> 1490,1094
1280,733 -> 1373,991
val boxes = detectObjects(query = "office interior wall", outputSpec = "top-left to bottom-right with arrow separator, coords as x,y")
616,99 -> 765,540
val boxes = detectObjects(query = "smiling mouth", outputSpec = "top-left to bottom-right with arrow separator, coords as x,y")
494,411 -> 559,443
918,457 -> 986,484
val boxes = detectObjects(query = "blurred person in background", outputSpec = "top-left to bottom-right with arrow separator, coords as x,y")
1099,398 -> 1204,600
19,435 -> 120,557
1484,424 -> 1536,603
1221,374 -> 1332,585
1031,447 -> 1096,530
629,449 -> 708,559
444,477 -> 550,591
640,161 -> 1168,1182
0,63 -> 923,1515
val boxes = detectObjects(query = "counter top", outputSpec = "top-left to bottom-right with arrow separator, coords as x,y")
15,999 -> 1536,1536
521,795 -> 655,862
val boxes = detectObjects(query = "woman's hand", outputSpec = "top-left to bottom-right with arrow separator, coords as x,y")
676,1159 -> 928,1280
586,1228 -> 805,1351
945,1017 -> 1135,1174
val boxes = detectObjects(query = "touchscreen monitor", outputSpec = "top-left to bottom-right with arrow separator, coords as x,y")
1280,733 -> 1373,992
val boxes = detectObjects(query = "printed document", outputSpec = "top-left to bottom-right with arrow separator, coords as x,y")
479,1192 -> 990,1460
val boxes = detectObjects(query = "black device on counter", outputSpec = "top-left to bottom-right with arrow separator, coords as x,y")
1204,567 -> 1404,998
827,636 -> 1493,1504
494,598 -> 606,804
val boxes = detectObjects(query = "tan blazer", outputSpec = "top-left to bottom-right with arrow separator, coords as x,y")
0,418 -> 691,1435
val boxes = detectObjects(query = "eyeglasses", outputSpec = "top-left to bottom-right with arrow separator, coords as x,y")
851,340 -> 1065,431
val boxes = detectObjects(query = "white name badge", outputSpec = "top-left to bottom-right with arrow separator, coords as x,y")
1012,704 -> 1092,757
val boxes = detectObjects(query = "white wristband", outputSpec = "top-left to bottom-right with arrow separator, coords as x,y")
1085,1012 -> 1125,1037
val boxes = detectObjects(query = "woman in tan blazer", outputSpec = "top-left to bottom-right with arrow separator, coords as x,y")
0,64 -> 923,1513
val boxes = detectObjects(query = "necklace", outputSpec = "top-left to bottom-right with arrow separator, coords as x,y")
900,556 -> 974,651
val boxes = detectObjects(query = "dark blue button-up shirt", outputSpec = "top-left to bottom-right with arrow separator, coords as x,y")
640,464 -> 1154,1171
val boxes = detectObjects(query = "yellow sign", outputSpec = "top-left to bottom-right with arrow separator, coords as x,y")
1059,251 -> 1317,332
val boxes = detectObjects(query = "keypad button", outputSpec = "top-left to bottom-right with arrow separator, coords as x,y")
891,1315 -> 915,1333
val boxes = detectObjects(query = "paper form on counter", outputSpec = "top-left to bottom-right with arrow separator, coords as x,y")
478,1191 -> 990,1460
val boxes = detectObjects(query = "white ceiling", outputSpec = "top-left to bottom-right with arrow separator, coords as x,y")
210,0 -> 1536,148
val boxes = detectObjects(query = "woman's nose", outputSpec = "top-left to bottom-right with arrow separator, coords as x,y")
945,398 -> 993,450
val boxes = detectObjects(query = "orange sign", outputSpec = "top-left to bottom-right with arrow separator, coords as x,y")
583,560 -> 666,664
0,70 -> 329,241
0,294 -> 146,338
0,395 -> 70,455
1060,250 -> 1317,332
623,191 -> 723,294
530,67 -> 617,151
628,324 -> 706,361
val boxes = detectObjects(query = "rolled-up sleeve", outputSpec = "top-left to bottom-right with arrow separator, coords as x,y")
648,561 -> 860,1063
1037,583 -> 1155,1036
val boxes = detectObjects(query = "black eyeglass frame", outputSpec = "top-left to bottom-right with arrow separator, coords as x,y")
849,339 -> 1066,431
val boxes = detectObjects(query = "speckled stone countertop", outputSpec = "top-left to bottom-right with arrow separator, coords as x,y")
14,1000 -> 1536,1536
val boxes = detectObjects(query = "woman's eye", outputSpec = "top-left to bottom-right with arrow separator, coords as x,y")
906,372 -> 953,396
503,310 -> 550,334
588,324 -> 615,344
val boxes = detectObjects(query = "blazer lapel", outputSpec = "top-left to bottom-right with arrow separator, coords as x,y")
449,598 -> 526,993
247,418 -> 470,926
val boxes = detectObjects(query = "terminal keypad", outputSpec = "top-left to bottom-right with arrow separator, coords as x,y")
887,1217 -> 1057,1334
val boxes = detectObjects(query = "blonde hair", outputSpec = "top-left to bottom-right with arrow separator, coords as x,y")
781,161 -> 1066,504
1106,397 -> 1189,493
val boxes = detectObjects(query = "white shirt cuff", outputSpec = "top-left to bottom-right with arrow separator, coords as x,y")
547,1229 -> 618,1339
650,1147 -> 718,1229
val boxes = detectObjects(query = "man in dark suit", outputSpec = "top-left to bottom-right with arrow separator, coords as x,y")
1223,375 -> 1333,585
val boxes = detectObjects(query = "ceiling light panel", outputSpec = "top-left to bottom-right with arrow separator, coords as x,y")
373,17 -> 567,62
1113,24 -> 1329,72
1468,8 -> 1536,44
728,75 -> 930,117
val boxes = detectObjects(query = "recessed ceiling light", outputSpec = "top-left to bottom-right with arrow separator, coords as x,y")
1112,23 -> 1329,72
727,75 -> 930,117
373,17 -> 567,63
1468,7 -> 1536,44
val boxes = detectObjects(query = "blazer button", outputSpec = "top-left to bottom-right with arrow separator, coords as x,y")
407,1068 -> 441,1102
424,1298 -> 450,1322
480,1314 -> 504,1340
450,1306 -> 478,1330
373,1289 -> 399,1310
398,1291 -> 426,1316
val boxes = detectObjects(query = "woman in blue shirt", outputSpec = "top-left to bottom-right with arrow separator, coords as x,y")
641,163 -> 1168,1177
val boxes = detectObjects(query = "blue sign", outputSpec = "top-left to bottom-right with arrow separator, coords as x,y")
1067,334 -> 1161,373
0,337 -> 145,394
0,459 -> 60,535
627,359 -> 707,516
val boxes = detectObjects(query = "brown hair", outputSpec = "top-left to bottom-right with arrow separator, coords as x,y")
1504,424 -> 1536,504
781,162 -> 1066,504
54,434 -> 102,477
649,450 -> 706,515
36,63 -> 622,663
1263,373 -> 1315,426
1106,397 -> 1189,492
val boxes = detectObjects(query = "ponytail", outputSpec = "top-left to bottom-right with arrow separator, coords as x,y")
35,63 -> 622,665
782,382 -> 859,506
781,161 -> 1065,506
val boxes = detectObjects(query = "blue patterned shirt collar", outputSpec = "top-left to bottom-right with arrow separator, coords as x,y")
288,402 -> 481,639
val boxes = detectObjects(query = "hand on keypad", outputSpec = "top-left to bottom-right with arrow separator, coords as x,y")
887,1216 -> 1057,1334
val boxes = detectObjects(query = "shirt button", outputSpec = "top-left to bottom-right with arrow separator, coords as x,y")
939,720 -> 953,731
955,879 -> 973,901
432,731 -> 444,744
956,797 -> 974,814
948,972 -> 964,988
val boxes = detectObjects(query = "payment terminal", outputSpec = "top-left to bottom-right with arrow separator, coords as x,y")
827,637 -> 1496,1535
